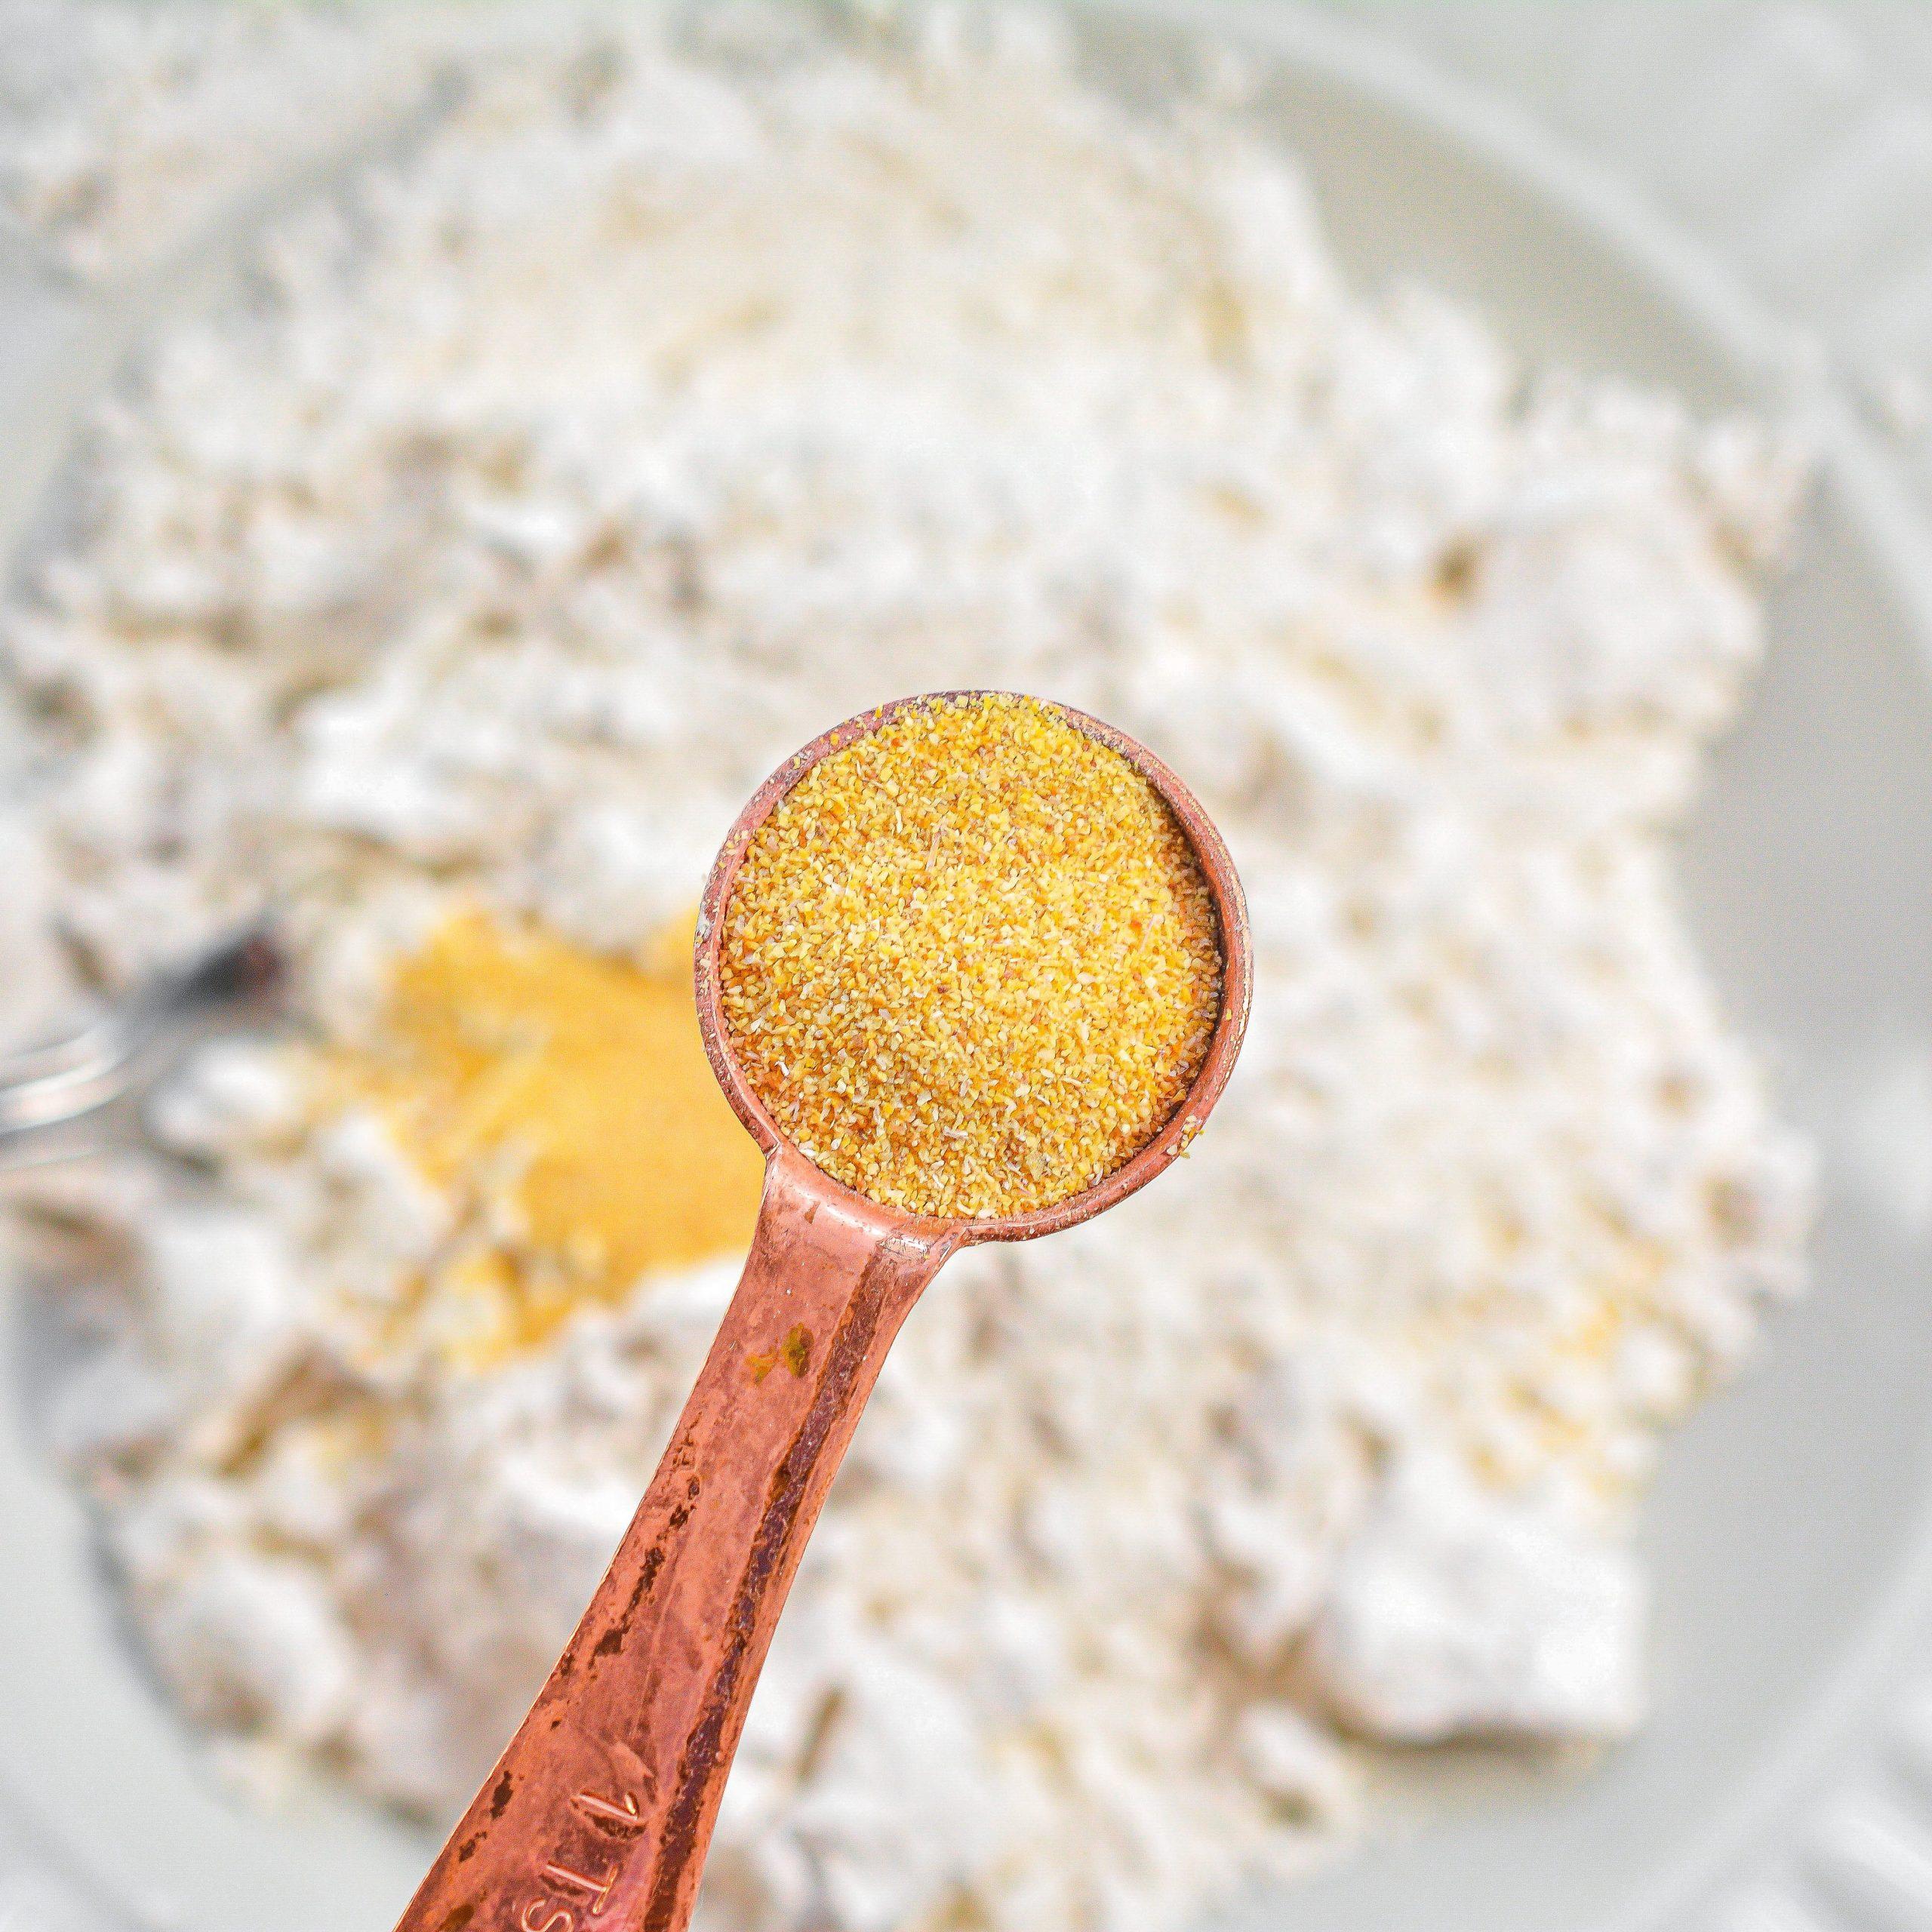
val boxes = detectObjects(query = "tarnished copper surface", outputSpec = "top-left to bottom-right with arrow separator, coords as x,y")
392,694 -> 1251,1932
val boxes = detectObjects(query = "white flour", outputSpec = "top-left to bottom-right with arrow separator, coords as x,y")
0,10 -> 1812,1932
0,0 -> 457,280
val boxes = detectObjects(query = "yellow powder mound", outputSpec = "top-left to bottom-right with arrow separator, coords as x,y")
718,694 -> 1223,1220
346,910 -> 763,1364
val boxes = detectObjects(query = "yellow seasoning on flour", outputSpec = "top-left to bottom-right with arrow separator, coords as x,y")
346,911 -> 763,1363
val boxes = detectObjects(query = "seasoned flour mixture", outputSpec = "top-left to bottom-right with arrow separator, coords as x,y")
0,9 -> 1812,1932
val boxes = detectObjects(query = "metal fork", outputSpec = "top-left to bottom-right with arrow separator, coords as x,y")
0,925 -> 284,1164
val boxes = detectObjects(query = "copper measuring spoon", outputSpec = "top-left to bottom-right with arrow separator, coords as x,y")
392,692 -> 1253,1932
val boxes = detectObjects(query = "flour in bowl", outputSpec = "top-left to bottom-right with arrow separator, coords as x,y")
0,9 -> 1811,1932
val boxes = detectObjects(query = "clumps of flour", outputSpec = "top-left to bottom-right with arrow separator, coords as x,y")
0,0 -> 463,280
0,10 -> 1811,1932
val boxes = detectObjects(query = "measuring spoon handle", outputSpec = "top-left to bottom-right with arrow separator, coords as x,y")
392,1149 -> 955,1932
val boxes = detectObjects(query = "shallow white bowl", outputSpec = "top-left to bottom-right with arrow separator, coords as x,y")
4,8 -> 1932,1930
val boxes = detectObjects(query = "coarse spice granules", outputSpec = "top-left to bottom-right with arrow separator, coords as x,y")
718,694 -> 1223,1219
